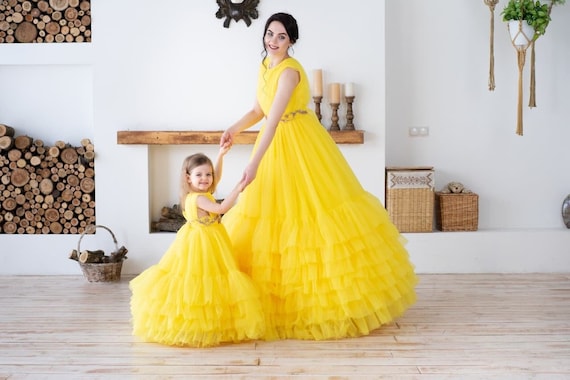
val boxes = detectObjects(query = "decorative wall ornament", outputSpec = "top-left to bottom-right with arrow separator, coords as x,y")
215,0 -> 259,28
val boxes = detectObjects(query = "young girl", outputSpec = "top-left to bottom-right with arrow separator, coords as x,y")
129,147 -> 264,347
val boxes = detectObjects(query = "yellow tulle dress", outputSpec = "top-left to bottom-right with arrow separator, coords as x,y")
129,192 -> 265,347
222,57 -> 418,341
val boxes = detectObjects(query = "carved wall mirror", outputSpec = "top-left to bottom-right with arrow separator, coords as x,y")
215,0 -> 260,28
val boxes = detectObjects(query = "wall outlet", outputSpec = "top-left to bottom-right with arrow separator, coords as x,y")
409,126 -> 429,137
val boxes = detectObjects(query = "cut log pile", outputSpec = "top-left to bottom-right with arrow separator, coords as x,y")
68,245 -> 128,264
0,123 -> 96,234
151,199 -> 225,232
0,0 -> 91,44
151,204 -> 185,232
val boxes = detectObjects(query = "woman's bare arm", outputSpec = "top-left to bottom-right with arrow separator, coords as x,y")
242,67 -> 299,185
220,100 -> 264,149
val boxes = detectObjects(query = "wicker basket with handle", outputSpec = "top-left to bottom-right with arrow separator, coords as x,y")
76,224 -> 127,282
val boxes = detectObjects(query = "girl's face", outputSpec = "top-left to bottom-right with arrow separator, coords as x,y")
264,21 -> 290,58
187,163 -> 213,193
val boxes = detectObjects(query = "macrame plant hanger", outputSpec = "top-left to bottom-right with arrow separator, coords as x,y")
528,2 -> 556,108
484,0 -> 500,91
508,20 -> 534,136
489,1 -> 563,135
528,39 -> 537,108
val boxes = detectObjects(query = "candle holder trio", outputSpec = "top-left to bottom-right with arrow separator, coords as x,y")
312,95 -> 355,131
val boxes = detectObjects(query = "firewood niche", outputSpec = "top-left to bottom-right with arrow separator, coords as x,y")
0,123 -> 96,234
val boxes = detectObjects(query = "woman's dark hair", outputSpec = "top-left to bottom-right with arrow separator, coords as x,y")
261,12 -> 299,59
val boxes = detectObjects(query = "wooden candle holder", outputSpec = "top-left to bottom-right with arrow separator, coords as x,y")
344,96 -> 355,130
313,96 -> 323,123
329,102 -> 340,131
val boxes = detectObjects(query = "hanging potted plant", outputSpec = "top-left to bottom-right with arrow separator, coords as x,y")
500,0 -> 565,135
501,0 -> 557,46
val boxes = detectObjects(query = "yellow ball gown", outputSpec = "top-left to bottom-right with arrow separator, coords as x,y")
130,192 -> 265,347
222,57 -> 418,341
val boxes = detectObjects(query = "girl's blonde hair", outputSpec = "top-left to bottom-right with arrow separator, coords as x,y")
179,153 -> 217,207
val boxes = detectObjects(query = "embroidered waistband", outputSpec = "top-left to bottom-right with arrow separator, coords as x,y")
281,109 -> 308,122
189,215 -> 221,226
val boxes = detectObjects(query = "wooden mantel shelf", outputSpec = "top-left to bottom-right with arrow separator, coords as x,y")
117,130 -> 364,145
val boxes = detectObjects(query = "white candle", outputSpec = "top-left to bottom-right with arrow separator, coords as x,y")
330,83 -> 340,103
313,69 -> 323,97
345,82 -> 355,97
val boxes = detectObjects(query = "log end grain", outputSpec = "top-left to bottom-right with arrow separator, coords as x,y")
14,22 -> 38,43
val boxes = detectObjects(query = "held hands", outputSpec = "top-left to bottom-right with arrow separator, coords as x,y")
219,141 -> 231,157
220,130 -> 234,150
242,162 -> 258,186
218,132 -> 232,161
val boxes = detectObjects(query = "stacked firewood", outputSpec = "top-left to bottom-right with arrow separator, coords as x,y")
0,123 -> 95,234
151,204 -> 185,232
68,245 -> 128,264
0,0 -> 91,44
151,199 -> 225,232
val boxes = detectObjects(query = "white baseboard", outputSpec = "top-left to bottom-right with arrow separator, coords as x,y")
1,229 -> 569,275
405,228 -> 570,273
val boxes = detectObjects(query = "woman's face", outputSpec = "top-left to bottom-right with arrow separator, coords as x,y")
187,163 -> 213,193
264,21 -> 290,58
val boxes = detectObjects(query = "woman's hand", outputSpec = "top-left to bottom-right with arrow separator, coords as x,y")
242,162 -> 259,186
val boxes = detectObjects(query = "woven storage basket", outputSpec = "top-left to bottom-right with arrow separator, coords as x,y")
435,192 -> 479,231
77,225 -> 125,282
386,167 -> 435,232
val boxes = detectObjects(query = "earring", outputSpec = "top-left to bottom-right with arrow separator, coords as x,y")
288,45 -> 295,55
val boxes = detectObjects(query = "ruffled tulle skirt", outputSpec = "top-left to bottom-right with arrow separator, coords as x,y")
222,113 -> 418,341
129,222 -> 265,347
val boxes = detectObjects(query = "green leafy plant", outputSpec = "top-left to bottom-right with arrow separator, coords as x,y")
501,0 -> 565,39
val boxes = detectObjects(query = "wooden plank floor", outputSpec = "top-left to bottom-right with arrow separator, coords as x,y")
1,273 -> 569,379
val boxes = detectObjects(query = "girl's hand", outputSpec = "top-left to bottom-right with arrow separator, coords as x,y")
220,130 -> 234,149
219,142 -> 231,156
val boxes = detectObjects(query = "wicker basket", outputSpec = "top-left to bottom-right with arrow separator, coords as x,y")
385,167 -> 435,232
435,192 -> 479,231
77,225 -> 125,282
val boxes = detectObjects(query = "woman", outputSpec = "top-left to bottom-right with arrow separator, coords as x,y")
220,12 -> 417,341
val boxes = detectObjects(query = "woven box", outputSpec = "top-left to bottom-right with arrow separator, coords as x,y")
435,192 -> 479,231
385,167 -> 434,232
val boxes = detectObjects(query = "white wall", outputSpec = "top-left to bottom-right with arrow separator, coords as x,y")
385,1 -> 570,271
0,1 -> 568,275
386,0 -> 570,229
0,0 -> 386,274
